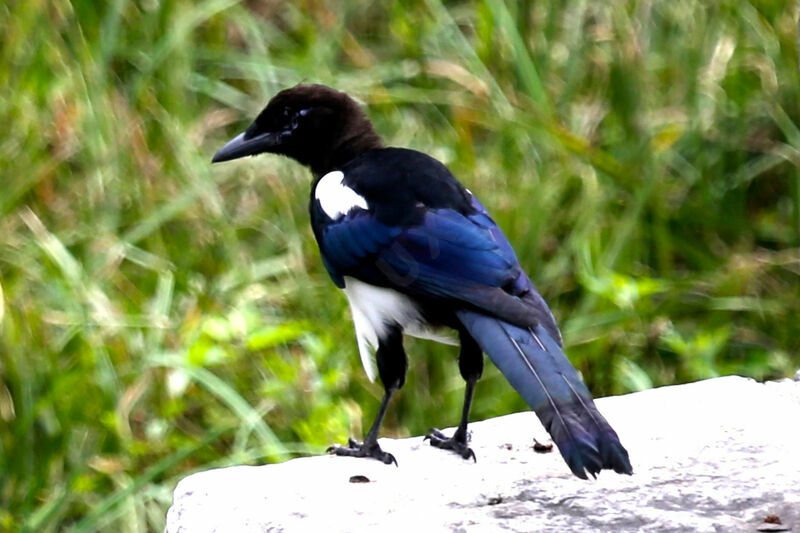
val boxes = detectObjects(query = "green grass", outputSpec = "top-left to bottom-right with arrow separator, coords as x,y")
1,0 -> 799,530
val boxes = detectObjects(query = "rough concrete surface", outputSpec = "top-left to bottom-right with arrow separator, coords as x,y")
166,375 -> 800,532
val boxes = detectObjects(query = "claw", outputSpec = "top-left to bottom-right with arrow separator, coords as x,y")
465,448 -> 476,462
425,428 -> 477,462
327,439 -> 398,466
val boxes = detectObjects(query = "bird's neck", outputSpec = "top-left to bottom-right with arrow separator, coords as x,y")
310,127 -> 383,176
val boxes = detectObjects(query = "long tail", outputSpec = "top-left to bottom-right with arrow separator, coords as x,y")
456,310 -> 632,479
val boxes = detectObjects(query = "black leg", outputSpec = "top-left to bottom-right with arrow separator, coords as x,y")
426,329 -> 483,461
328,325 -> 406,466
327,386 -> 398,465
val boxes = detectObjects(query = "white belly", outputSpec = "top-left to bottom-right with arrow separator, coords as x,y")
342,276 -> 457,381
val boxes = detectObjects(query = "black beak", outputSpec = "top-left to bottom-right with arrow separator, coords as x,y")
211,131 -> 281,163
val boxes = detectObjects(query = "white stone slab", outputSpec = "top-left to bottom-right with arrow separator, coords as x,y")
166,375 -> 800,532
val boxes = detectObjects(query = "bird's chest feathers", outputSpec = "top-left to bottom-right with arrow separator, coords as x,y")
344,277 -> 424,340
313,170 -> 369,220
342,277 -> 456,381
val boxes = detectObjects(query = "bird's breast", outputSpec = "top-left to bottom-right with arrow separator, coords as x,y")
342,276 -> 457,380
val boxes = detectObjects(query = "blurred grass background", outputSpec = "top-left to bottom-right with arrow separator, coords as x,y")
1,0 -> 799,530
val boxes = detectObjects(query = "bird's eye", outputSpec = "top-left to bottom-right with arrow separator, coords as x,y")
290,108 -> 311,129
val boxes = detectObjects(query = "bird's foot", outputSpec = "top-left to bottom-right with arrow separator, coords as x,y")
327,438 -> 397,466
424,428 -> 476,462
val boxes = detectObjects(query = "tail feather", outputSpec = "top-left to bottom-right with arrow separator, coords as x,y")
456,310 -> 632,479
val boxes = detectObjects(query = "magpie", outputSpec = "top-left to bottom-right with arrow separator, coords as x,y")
212,84 -> 632,479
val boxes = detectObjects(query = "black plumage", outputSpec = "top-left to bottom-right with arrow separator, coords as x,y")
212,84 -> 632,478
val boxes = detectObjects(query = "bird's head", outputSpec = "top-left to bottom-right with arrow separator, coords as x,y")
212,84 -> 382,175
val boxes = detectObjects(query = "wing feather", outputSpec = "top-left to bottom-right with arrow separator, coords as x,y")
318,195 -> 557,335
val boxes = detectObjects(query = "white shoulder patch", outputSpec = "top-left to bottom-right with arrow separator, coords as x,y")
315,171 -> 368,219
